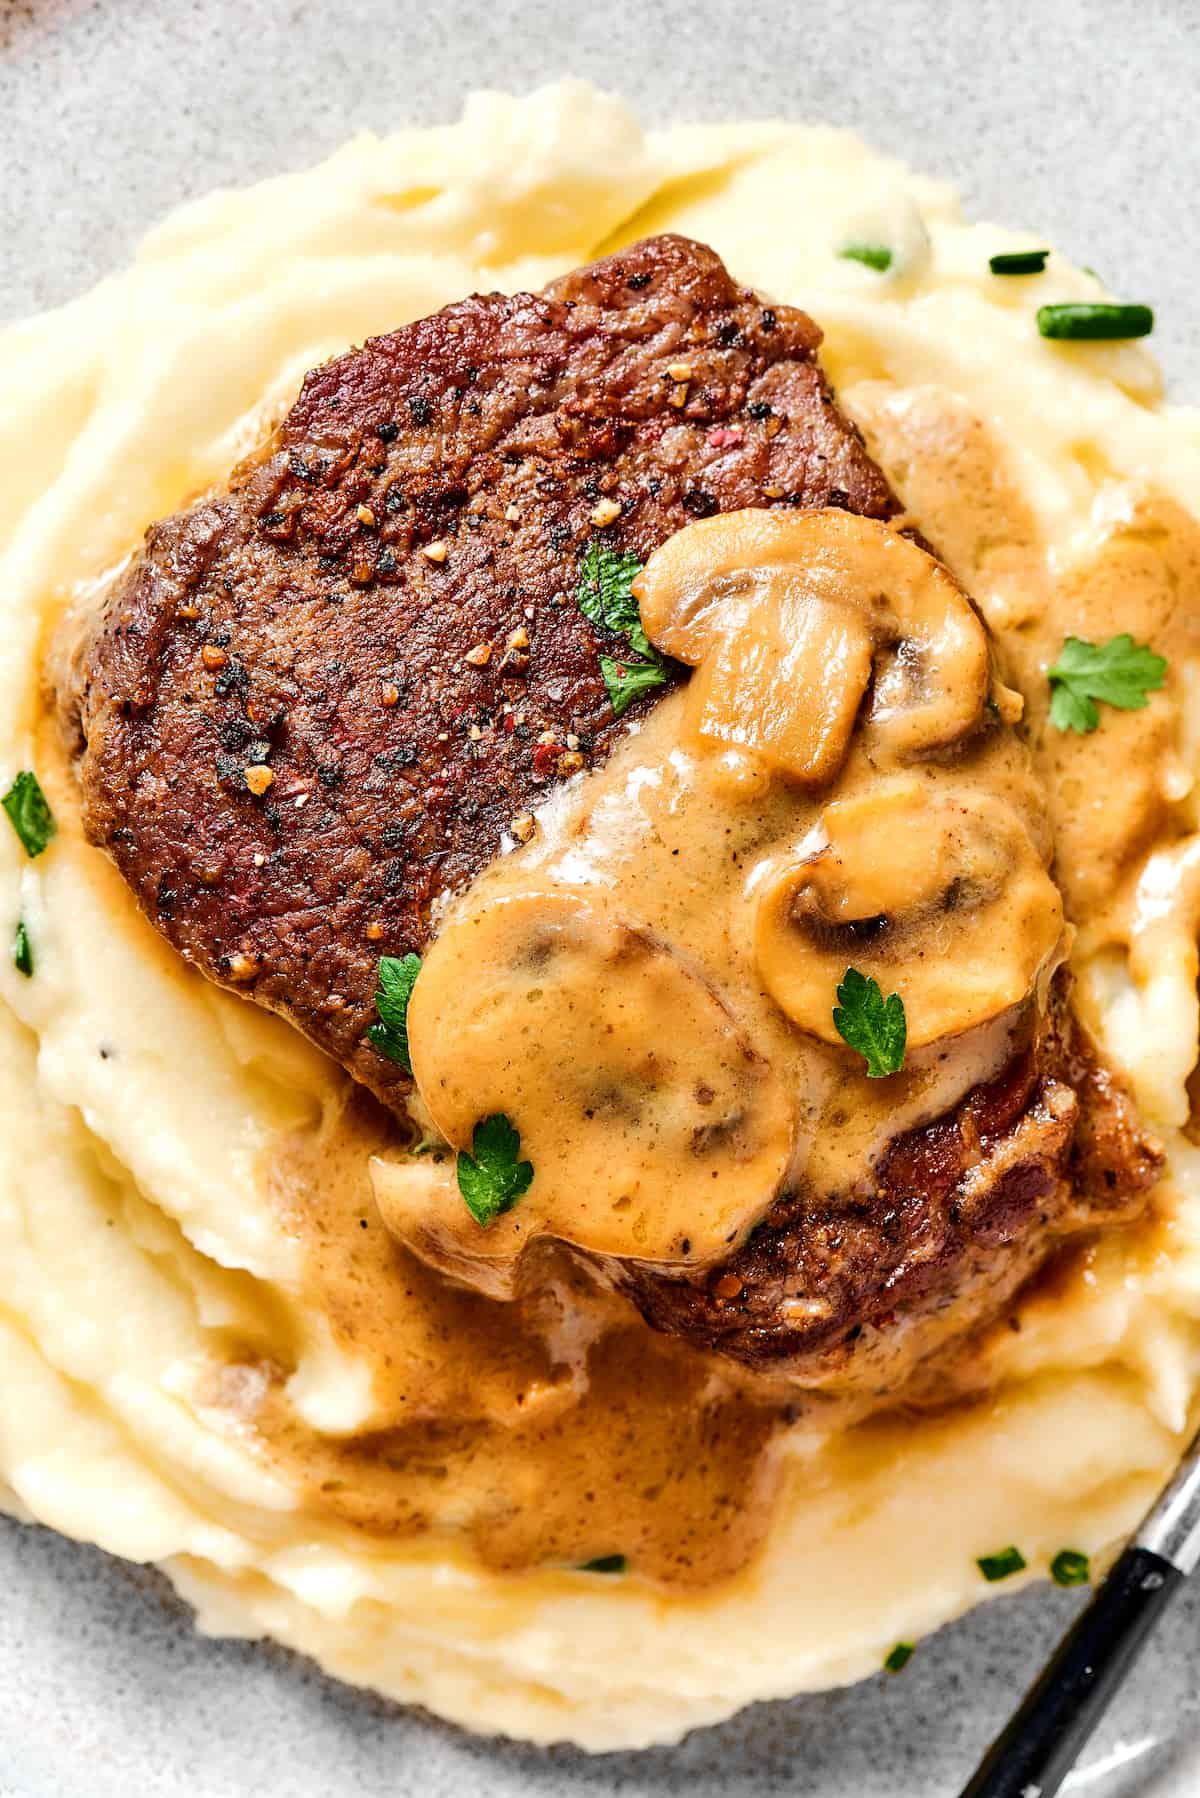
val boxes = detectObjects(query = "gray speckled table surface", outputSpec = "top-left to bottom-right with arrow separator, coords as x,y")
1,2 -> 1199,1795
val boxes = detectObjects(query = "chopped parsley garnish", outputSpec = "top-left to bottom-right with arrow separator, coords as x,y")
1047,633 -> 1167,734
367,952 -> 422,1073
576,542 -> 667,718
978,1546 -> 1027,1582
599,654 -> 669,718
457,1113 -> 534,1228
577,542 -> 647,646
884,1642 -> 915,1674
833,968 -> 907,1078
1050,1548 -> 1090,1587
1037,302 -> 1153,341
989,249 -> 1049,276
2,771 -> 56,859
578,1554 -> 627,1575
839,243 -> 893,272
12,921 -> 32,978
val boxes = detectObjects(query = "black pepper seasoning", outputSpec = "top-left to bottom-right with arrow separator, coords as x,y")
682,489 -> 717,518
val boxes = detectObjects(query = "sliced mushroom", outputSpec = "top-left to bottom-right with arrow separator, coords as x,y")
754,777 -> 1065,1047
632,507 -> 990,781
403,889 -> 794,1275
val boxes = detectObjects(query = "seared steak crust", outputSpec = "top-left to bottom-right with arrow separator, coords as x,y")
61,234 -> 896,1108
615,987 -> 1161,1382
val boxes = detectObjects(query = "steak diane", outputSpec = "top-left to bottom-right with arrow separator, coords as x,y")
59,233 -> 1160,1386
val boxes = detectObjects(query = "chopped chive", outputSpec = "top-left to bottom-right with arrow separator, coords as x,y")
2,771 -> 56,859
1050,1549 -> 1090,1587
13,921 -> 32,978
578,1554 -> 627,1575
884,1642 -> 915,1674
978,1545 -> 1027,1582
838,243 -> 893,273
1037,302 -> 1153,341
989,249 -> 1049,276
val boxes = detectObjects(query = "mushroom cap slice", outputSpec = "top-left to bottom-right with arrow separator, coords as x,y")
633,507 -> 991,781
754,778 -> 1065,1048
404,890 -> 794,1270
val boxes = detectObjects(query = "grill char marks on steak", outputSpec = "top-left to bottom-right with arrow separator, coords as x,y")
612,982 -> 1161,1383
60,234 -> 897,1109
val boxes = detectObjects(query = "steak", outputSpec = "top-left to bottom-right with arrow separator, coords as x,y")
59,232 -> 1161,1386
59,233 -> 895,1111
612,981 -> 1159,1385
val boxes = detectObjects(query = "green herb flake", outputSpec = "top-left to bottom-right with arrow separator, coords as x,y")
839,243 -> 893,273
978,1545 -> 1027,1583
832,968 -> 907,1078
12,921 -> 32,978
600,653 -> 668,718
1050,1548 -> 1090,1588
577,542 -> 646,645
577,542 -> 667,718
1037,302 -> 1153,341
578,1554 -> 627,1575
883,1642 -> 915,1674
989,249 -> 1049,276
457,1113 -> 534,1228
1048,633 -> 1167,734
367,952 -> 422,1073
2,771 -> 56,860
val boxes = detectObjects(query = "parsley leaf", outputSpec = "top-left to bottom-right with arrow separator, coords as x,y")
367,952 -> 422,1073
2,771 -> 56,859
457,1113 -> 534,1228
977,1545 -> 1027,1583
577,1554 -> 627,1575
600,653 -> 668,718
832,968 -> 907,1078
1050,1548 -> 1090,1587
838,242 -> 893,272
577,542 -> 646,643
883,1642 -> 915,1674
1048,633 -> 1167,734
577,542 -> 667,717
12,921 -> 32,978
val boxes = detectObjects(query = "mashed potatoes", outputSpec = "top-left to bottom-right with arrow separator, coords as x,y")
3,80 -> 1200,1750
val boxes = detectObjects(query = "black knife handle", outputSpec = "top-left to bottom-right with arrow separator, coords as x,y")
959,1545 -> 1183,1798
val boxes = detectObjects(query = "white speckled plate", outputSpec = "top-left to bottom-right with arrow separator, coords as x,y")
1,1 -> 1199,1792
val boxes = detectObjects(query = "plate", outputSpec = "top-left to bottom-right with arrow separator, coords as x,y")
1,1 -> 1197,1792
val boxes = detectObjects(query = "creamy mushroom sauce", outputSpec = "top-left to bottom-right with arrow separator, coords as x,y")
852,386 -> 1200,1107
384,511 -> 1061,1291
262,452 -> 1194,1575
253,428 -> 1193,1589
